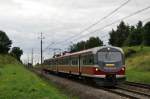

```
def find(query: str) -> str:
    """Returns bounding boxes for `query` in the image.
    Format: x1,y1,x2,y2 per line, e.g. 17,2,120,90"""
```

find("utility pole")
38,32,45,65
31,48,34,66
27,54,29,64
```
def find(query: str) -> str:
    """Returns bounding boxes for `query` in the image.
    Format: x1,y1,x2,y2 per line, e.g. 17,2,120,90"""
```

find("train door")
78,55,81,75
56,59,58,73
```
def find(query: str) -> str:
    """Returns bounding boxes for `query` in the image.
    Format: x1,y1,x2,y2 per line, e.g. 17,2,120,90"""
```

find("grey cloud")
0,0,150,62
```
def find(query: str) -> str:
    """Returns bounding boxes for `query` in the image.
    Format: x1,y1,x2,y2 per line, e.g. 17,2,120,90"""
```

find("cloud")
0,0,150,63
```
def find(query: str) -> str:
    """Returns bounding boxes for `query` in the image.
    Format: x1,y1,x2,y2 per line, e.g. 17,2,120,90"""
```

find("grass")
123,46,150,84
0,46,150,99
0,54,20,64
0,55,77,99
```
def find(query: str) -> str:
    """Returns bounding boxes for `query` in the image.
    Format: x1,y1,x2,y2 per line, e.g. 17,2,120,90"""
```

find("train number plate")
105,64,115,67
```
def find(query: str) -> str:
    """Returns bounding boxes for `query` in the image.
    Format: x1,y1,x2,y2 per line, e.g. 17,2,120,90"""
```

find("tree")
69,41,86,52
109,29,117,45
116,21,130,46
143,21,150,46
69,37,103,52
10,47,23,62
86,37,103,49
0,31,12,54
125,21,143,46
109,21,130,46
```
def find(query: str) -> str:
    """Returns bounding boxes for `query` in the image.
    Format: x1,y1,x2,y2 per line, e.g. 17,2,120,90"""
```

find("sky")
0,0,150,64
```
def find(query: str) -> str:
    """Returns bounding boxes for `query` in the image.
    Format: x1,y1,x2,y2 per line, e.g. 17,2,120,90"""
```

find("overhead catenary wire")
44,5,150,56
43,3,150,59
43,0,131,52
101,16,150,44
60,5,150,45
142,17,150,22
42,17,150,60
56,15,150,53
58,0,131,42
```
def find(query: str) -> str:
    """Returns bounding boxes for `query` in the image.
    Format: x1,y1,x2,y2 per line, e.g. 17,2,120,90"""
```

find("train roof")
44,46,123,61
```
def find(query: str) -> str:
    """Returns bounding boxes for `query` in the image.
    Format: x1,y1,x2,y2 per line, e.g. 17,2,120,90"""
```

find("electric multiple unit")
43,46,126,86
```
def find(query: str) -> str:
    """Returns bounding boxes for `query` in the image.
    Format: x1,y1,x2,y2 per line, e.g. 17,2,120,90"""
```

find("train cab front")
95,46,126,86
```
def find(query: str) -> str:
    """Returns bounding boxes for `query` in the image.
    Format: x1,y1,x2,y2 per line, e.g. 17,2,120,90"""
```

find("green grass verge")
0,64,76,99
124,46,150,84
0,54,20,64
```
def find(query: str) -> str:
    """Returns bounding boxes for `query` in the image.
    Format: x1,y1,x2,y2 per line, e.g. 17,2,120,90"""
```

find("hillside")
123,46,150,84
0,54,20,64
0,55,76,99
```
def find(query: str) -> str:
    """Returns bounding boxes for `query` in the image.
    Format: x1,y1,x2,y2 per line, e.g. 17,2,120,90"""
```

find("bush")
0,31,12,54
125,49,137,58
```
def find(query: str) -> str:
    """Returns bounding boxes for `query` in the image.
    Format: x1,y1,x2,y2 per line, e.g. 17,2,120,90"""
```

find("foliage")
143,21,150,46
0,54,20,65
0,31,12,54
125,46,150,84
125,21,143,46
109,21,150,47
70,36,103,52
10,47,23,62
124,48,136,58
0,64,75,99
0,54,76,99
70,41,86,52
86,37,103,48
0,31,23,61
109,21,130,47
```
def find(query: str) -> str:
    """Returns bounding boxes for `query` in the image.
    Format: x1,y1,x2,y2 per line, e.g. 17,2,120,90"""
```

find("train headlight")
95,68,99,71
121,67,125,71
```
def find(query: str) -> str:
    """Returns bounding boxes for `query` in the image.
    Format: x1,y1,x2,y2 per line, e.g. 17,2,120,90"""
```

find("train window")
52,60,54,65
57,59,60,65
54,60,57,65
81,54,94,65
89,55,94,64
98,52,122,62
49,60,52,66
53,59,57,65
61,58,64,65
54,60,56,65
53,60,55,65
64,57,69,65
59,59,63,65
71,57,78,66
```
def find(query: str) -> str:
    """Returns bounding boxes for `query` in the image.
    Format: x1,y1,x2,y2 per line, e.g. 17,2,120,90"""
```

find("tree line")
69,20,150,52
69,37,103,52
109,21,150,47
0,30,23,62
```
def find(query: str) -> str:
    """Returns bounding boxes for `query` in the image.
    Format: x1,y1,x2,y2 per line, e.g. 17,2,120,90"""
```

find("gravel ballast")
33,70,128,99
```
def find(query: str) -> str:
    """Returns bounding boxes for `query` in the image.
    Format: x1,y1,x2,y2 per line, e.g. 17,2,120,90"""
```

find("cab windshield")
98,52,122,62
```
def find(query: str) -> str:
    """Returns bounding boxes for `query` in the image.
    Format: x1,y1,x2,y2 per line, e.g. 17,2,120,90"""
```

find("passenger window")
81,54,94,65
64,57,69,65
71,57,78,66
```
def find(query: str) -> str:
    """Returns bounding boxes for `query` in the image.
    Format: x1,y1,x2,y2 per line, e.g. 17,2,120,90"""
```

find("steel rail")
116,86,150,97
125,81,150,89
102,88,139,99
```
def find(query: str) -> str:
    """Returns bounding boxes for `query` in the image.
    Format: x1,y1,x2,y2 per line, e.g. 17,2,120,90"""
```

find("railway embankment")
32,69,128,99
0,46,149,99
0,54,76,99
124,46,150,84
33,69,150,99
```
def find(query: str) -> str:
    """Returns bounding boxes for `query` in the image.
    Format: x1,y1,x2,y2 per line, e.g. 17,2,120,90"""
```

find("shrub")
125,49,137,58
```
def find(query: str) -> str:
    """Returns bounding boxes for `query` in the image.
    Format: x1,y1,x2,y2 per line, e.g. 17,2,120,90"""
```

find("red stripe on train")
93,67,125,75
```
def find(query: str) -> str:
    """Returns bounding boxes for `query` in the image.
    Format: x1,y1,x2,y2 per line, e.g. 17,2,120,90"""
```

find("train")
42,46,126,86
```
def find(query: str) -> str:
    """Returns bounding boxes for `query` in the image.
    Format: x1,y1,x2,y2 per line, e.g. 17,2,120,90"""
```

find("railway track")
124,81,150,89
32,69,150,99
104,82,150,99
104,87,150,99
84,79,150,98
